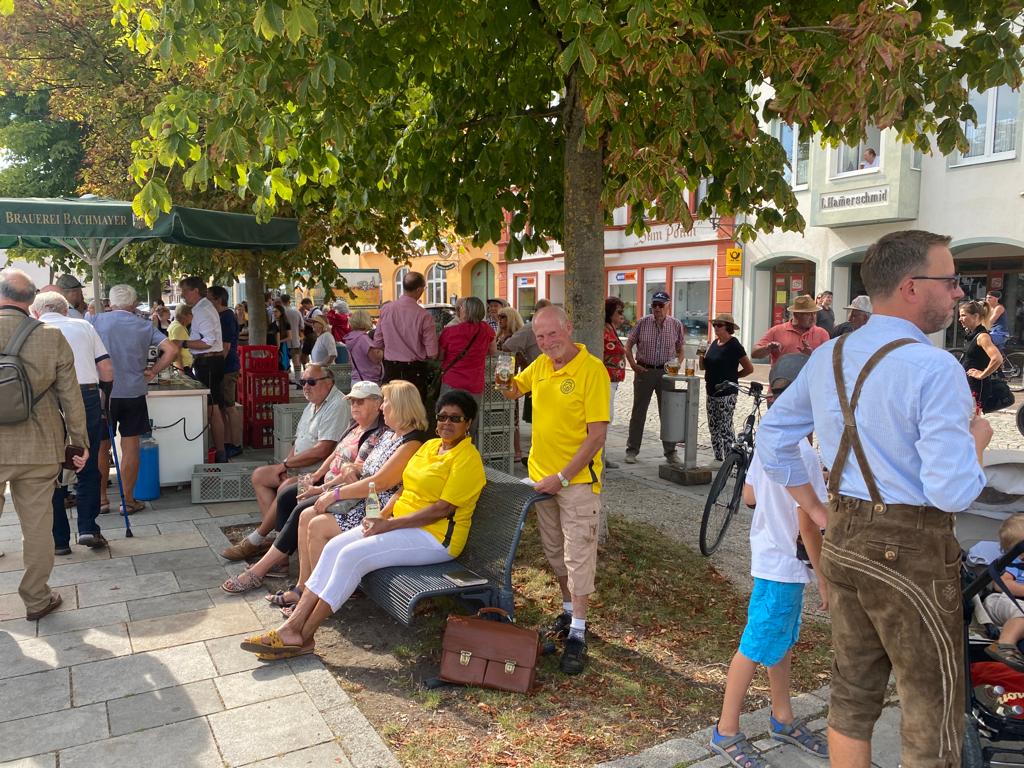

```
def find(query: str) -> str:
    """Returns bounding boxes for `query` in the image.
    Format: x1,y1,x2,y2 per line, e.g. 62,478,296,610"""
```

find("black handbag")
980,374,1014,414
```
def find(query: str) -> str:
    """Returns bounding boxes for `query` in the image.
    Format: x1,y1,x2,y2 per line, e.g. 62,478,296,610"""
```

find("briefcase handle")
476,607,513,623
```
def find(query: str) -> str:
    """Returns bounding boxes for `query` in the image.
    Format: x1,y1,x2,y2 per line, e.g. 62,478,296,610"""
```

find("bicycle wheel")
1005,352,1024,392
699,452,748,556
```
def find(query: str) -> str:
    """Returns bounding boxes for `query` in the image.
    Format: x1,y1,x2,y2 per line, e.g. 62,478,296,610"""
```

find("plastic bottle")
364,481,381,519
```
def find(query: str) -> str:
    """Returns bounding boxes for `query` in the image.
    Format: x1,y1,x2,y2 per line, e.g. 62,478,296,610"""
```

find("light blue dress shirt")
756,314,986,513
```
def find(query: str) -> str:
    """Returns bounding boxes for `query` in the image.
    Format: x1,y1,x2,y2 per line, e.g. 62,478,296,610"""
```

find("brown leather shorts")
820,496,963,768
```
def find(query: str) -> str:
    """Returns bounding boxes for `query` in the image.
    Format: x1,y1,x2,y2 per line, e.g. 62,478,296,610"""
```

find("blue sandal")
770,714,829,758
710,726,770,768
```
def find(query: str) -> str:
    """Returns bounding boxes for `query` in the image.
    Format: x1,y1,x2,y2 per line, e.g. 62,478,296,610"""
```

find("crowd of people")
0,229,1019,767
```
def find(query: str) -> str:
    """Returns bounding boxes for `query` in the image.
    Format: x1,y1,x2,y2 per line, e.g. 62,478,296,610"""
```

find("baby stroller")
962,539,1024,767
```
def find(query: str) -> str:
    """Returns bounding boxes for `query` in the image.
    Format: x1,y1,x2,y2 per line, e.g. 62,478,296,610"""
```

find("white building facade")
739,83,1023,351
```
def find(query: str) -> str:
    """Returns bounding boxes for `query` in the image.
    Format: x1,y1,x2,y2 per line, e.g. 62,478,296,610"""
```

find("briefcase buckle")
459,650,472,666
504,660,517,674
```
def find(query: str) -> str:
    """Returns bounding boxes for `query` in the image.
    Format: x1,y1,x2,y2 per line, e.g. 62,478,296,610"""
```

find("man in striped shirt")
624,291,685,465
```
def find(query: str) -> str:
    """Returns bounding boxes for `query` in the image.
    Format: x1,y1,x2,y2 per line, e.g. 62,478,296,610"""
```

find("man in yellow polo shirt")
500,305,610,674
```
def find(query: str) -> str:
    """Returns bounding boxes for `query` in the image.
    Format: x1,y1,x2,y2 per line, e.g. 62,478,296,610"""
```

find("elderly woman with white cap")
698,313,754,466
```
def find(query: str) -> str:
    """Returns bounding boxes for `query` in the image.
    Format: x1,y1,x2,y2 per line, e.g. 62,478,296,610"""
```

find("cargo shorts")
534,483,601,596
819,496,963,768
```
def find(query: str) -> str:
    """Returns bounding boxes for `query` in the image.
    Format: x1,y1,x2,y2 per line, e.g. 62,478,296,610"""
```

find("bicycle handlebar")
714,380,764,398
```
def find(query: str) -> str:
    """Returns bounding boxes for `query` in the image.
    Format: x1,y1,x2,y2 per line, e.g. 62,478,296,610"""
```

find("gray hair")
31,291,69,316
349,309,373,331
174,303,193,323
463,296,486,323
303,363,334,382
534,304,569,328
862,230,952,299
108,284,137,308
0,268,37,304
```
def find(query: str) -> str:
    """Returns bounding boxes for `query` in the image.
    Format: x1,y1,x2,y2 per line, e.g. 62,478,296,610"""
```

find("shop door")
771,273,810,325
470,261,494,300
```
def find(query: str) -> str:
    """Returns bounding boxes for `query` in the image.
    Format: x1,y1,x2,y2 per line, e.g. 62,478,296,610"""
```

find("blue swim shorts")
737,578,805,667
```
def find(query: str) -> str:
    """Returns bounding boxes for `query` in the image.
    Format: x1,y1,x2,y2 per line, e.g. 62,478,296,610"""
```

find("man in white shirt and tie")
757,230,992,768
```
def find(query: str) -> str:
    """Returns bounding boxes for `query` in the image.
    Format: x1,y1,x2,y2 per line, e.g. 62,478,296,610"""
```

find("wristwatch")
282,459,289,470
182,340,189,349
557,472,570,488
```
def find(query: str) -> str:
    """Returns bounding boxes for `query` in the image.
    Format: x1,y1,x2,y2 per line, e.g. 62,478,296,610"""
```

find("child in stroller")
963,525,1024,766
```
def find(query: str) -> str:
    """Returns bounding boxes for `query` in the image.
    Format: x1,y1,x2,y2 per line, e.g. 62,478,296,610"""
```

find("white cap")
844,295,872,314
345,380,383,399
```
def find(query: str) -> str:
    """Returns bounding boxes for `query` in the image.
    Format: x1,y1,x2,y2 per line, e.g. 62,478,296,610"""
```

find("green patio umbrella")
0,195,300,306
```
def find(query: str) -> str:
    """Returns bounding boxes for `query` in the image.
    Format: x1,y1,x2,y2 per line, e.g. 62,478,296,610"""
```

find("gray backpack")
0,316,45,424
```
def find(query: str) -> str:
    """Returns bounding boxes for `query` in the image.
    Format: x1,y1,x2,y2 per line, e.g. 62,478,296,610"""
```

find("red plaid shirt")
627,314,685,366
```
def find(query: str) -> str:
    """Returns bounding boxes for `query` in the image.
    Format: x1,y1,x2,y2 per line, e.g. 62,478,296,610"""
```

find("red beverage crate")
244,420,275,449
240,371,290,405
244,401,277,423
239,346,279,374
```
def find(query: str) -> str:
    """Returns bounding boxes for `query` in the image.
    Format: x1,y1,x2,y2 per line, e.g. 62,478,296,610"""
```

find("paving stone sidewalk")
0,490,399,768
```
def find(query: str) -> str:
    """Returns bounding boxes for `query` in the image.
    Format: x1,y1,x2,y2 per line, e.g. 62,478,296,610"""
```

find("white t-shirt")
39,312,109,385
310,333,337,365
189,297,224,354
284,306,303,348
747,440,826,584
292,387,349,464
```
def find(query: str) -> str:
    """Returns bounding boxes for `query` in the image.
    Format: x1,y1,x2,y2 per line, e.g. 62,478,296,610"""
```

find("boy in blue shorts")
711,354,829,767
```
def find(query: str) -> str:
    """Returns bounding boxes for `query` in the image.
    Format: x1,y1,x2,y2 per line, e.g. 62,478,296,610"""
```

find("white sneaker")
665,453,682,466
624,453,638,464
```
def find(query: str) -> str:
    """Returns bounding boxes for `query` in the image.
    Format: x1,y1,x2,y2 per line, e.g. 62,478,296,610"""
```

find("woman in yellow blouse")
241,388,487,658
167,303,193,371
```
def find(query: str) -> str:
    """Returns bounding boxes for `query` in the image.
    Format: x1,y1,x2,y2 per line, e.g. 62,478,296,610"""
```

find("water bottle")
364,481,381,519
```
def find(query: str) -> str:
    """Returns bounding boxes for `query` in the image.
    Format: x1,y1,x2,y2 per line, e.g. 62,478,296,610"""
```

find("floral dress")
330,429,427,529
603,323,626,383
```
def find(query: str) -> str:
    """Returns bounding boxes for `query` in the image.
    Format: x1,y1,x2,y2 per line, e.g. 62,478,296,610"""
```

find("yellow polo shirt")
514,343,610,493
393,437,486,557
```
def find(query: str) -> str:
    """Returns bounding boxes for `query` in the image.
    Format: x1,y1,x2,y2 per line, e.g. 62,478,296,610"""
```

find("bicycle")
1001,350,1024,393
699,380,765,556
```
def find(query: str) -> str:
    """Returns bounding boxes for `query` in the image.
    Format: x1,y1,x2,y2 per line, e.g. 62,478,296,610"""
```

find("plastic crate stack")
273,402,308,463
326,362,352,394
238,345,291,449
478,357,516,473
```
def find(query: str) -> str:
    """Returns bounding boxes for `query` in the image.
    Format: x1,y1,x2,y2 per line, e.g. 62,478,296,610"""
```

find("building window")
426,264,448,304
771,121,810,187
393,267,409,300
956,84,1017,164
831,126,882,176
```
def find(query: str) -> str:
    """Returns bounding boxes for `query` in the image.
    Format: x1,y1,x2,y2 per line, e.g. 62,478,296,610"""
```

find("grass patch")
342,513,832,768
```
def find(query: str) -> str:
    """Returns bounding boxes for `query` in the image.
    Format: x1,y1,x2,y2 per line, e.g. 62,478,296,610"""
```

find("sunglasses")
711,322,729,328
435,413,469,423
300,376,329,386
910,274,961,290
651,302,666,308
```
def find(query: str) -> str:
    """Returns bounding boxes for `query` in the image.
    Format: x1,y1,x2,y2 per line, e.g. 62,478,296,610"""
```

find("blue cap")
651,291,670,305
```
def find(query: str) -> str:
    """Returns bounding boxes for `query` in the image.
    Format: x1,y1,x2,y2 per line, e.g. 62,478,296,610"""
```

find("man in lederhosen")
757,230,992,768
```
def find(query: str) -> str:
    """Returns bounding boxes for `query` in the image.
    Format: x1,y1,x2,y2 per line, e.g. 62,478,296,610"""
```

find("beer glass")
495,354,514,390
684,358,695,376
664,360,680,375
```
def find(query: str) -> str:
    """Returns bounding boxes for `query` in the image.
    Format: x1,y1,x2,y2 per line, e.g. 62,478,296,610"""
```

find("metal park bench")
359,467,546,626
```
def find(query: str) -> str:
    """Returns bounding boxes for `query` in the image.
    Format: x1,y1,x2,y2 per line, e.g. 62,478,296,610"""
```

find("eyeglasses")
299,376,329,386
435,413,469,423
910,274,961,290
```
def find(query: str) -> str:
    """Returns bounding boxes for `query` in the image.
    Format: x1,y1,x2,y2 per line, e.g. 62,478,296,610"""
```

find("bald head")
533,304,569,329
0,269,37,309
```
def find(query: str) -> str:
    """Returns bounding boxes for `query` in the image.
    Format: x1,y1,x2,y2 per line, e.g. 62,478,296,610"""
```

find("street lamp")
707,210,722,230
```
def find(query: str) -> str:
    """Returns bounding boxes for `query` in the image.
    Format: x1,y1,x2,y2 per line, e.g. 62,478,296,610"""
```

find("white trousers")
306,525,450,610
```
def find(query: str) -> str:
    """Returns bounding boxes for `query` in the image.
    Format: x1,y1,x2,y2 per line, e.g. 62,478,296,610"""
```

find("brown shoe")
26,591,63,621
221,537,272,561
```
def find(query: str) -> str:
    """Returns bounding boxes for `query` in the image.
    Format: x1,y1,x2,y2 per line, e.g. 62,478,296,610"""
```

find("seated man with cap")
830,295,873,338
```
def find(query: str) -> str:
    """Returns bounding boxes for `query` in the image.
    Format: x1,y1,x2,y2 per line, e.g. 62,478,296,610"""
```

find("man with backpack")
0,268,89,620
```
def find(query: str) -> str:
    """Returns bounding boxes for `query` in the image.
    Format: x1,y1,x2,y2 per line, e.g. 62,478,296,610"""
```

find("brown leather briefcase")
439,608,540,693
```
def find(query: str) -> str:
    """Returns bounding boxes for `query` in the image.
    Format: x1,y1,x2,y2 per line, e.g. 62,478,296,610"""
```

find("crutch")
104,402,133,538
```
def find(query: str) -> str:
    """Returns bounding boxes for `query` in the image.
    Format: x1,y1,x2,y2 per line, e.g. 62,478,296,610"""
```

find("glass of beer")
495,353,514,390
684,358,696,376
664,359,680,375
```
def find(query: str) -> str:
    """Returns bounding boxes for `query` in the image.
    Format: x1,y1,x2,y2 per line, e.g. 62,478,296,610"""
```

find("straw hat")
711,312,739,331
844,295,873,314
787,295,818,314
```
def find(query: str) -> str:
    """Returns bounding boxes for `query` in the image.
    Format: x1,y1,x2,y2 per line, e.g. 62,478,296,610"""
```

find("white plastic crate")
273,402,308,440
190,461,265,504
478,426,513,459
482,453,515,473
273,435,294,463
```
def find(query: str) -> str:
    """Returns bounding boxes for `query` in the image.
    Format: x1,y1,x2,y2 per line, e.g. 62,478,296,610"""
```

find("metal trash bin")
660,375,700,468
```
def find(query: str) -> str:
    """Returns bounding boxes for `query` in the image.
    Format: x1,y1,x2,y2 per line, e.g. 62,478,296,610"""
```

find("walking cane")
104,401,133,538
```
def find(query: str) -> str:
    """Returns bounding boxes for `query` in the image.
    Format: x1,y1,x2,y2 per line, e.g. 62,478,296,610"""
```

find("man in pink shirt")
369,271,438,406
751,295,829,366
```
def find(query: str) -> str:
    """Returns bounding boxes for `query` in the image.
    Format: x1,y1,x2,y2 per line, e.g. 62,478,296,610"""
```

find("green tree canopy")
68,1,1024,348
0,91,84,198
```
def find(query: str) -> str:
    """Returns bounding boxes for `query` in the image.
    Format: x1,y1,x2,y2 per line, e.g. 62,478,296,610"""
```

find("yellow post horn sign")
725,247,743,277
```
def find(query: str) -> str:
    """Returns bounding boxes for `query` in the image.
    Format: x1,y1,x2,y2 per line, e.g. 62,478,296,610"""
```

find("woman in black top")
959,300,1003,405
698,313,754,464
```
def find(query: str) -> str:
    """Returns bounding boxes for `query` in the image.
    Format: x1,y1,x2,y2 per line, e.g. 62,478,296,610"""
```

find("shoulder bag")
427,325,482,404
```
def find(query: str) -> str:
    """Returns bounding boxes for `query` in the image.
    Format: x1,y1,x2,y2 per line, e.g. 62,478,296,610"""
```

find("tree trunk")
562,72,605,357
245,252,267,345
147,276,162,305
